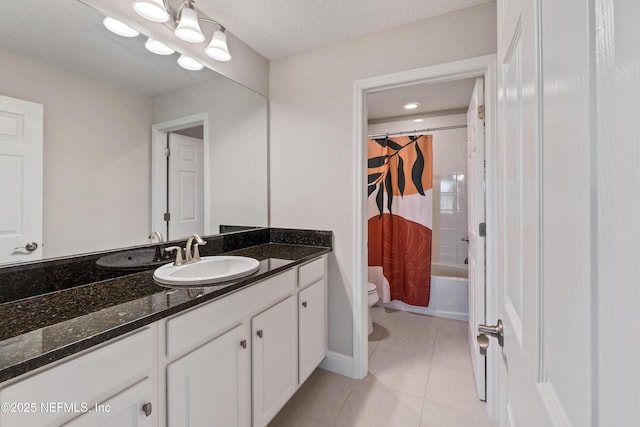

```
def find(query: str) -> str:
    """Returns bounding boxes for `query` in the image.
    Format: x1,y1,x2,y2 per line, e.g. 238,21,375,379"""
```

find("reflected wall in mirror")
0,0,268,265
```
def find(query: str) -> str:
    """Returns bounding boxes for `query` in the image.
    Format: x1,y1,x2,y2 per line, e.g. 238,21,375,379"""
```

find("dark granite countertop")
0,242,330,383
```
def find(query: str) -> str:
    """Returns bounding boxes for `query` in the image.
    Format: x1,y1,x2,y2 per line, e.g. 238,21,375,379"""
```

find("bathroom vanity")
0,228,330,427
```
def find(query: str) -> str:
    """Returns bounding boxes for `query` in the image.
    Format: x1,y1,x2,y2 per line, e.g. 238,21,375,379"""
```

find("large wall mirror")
0,0,268,265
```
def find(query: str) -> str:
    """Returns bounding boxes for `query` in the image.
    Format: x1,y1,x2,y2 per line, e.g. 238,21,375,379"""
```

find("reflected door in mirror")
0,95,43,264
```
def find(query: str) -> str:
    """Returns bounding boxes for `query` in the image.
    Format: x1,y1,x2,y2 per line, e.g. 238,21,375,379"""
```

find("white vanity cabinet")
0,254,328,427
166,324,251,427
298,278,327,384
297,257,328,385
251,296,297,427
63,378,155,427
0,327,157,427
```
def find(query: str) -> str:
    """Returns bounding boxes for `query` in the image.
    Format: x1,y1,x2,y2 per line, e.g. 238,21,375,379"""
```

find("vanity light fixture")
132,0,170,22
174,2,205,43
404,102,420,110
131,0,232,62
177,54,204,71
145,38,175,55
205,28,231,61
103,17,140,37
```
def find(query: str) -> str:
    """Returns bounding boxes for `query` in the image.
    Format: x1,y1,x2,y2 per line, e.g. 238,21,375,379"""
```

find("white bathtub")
382,263,469,321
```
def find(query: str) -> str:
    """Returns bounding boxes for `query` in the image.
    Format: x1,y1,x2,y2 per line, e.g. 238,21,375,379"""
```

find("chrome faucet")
149,231,166,261
164,246,185,266
185,234,207,263
164,234,207,266
148,231,165,243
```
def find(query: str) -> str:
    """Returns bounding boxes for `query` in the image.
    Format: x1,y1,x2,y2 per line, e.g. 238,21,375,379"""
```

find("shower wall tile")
368,113,468,267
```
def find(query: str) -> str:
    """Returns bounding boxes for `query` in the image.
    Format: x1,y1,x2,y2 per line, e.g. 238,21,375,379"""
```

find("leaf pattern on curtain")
367,135,433,307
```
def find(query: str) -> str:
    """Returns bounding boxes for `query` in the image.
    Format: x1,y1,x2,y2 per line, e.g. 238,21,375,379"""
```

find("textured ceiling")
196,0,493,59
367,78,476,121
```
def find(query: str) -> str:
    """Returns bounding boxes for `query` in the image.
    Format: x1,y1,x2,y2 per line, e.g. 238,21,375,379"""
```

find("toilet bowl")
367,282,379,335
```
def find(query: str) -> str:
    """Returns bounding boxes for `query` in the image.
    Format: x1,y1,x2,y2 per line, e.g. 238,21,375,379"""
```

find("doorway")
151,113,209,241
352,55,498,418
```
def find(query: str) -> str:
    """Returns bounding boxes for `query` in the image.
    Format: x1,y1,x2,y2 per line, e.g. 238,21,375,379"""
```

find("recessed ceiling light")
145,38,175,55
414,119,424,123
404,102,419,110
177,55,204,71
103,17,140,38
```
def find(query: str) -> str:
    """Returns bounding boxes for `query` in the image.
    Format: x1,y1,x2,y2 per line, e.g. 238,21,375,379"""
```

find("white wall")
368,113,469,266
0,48,153,259
270,3,497,357
153,76,269,234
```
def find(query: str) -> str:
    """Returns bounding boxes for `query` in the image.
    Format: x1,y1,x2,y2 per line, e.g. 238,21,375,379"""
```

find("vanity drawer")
166,269,296,359
0,328,154,427
298,257,325,289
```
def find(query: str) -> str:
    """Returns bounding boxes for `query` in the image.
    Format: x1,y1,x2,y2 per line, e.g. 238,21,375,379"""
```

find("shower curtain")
367,135,433,307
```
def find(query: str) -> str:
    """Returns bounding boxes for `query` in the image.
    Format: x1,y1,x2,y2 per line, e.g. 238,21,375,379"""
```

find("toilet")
367,282,380,335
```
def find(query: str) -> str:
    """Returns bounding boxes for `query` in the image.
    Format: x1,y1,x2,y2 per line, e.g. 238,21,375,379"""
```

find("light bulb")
132,0,170,23
174,7,205,43
177,55,204,71
145,38,175,55
205,30,231,61
103,17,139,38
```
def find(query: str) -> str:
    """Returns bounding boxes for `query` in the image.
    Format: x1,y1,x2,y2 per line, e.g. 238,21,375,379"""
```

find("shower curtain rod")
367,124,467,139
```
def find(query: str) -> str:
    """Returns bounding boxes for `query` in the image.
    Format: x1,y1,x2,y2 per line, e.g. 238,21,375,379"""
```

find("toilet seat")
367,282,377,294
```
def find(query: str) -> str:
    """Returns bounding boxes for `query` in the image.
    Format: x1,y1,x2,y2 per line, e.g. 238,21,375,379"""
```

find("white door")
466,77,486,401
494,0,592,425
252,296,297,427
167,324,251,427
0,95,43,264
168,133,204,240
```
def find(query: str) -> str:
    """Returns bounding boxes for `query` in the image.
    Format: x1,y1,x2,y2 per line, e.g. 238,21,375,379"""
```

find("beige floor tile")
296,368,355,402
420,399,496,427
334,382,423,427
270,368,355,424
375,320,436,357
431,326,473,365
425,357,487,415
369,321,387,342
365,348,430,397
268,409,334,427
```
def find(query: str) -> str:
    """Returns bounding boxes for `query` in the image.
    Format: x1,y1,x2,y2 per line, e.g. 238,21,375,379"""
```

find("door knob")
256,329,263,338
15,242,38,252
142,402,152,417
477,334,490,356
478,319,503,347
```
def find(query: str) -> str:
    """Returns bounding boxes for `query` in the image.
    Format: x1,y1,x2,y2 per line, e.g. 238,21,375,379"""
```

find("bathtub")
382,263,469,321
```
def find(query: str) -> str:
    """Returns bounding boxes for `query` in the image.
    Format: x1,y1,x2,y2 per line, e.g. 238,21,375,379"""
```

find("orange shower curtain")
367,135,433,307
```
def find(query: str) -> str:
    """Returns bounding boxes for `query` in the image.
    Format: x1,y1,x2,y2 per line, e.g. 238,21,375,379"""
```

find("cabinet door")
252,296,297,427
298,279,327,384
167,324,250,427
63,378,154,427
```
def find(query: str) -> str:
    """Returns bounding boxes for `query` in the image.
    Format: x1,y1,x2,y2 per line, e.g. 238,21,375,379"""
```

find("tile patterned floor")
268,306,498,427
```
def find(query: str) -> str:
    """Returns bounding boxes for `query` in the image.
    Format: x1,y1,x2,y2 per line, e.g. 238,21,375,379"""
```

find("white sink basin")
153,256,260,286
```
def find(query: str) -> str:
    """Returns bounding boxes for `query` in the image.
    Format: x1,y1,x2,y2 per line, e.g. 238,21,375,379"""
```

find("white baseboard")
319,351,355,378
382,300,469,322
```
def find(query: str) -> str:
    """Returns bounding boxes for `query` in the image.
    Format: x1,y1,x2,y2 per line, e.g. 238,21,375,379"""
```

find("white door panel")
0,95,42,264
467,77,486,401
168,133,203,240
496,0,593,425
